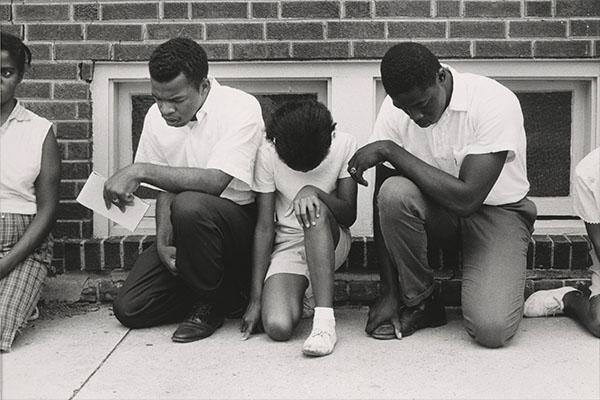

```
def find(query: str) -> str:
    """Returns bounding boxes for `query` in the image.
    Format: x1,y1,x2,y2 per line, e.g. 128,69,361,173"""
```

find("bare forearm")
249,226,274,301
585,223,600,262
155,192,176,248
136,163,232,196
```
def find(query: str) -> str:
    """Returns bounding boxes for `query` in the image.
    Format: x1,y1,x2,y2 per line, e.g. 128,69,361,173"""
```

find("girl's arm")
0,129,61,279
241,192,275,339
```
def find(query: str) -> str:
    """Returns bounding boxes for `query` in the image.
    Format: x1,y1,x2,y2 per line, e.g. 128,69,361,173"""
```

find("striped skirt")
0,213,52,352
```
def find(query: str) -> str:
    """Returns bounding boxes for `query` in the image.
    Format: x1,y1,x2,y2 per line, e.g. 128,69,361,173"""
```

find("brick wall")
1,0,598,296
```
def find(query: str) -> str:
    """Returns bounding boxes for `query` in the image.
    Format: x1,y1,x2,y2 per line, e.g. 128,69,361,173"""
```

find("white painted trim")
91,59,600,237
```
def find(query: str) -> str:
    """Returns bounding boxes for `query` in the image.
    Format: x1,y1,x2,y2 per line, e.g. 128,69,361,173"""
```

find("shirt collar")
194,76,220,121
443,64,469,112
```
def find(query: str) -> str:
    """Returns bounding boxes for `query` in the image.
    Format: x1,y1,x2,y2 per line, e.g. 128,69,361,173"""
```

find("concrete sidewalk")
1,305,598,400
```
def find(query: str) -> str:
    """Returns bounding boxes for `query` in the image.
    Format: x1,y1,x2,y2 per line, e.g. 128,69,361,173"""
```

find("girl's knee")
263,315,294,342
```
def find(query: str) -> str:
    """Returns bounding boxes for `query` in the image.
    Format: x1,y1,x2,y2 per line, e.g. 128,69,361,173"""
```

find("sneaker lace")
544,295,563,317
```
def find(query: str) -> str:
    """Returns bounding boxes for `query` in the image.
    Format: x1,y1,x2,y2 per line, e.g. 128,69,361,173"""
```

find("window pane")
516,91,572,197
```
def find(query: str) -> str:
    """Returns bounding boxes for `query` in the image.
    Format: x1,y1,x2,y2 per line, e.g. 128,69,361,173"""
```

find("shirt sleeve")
369,96,404,147
464,86,523,163
134,105,168,166
338,133,358,179
252,140,276,193
205,95,264,189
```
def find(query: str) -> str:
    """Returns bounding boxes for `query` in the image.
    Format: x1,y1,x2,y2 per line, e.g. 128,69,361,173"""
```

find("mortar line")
69,329,131,400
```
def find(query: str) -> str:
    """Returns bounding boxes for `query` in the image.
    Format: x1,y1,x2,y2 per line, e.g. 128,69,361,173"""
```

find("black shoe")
171,301,225,343
398,282,447,338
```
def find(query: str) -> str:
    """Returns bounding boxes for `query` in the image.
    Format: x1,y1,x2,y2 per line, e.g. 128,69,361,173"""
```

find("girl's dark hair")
380,42,441,97
148,38,208,90
266,100,336,172
1,32,32,78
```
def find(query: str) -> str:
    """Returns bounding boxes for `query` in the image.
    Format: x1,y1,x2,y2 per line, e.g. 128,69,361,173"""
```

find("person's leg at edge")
170,191,255,342
261,273,307,341
112,244,196,328
460,198,536,348
376,175,455,338
301,204,341,356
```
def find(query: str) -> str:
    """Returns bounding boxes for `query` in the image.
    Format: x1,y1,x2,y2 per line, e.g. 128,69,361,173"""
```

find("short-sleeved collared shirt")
370,66,530,206
135,78,265,205
0,101,53,214
573,147,600,224
253,131,357,238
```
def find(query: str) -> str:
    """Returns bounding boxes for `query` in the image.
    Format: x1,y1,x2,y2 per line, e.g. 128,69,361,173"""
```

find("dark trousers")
113,192,256,329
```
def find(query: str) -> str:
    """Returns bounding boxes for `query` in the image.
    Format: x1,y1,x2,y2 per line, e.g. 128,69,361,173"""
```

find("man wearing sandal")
348,43,536,348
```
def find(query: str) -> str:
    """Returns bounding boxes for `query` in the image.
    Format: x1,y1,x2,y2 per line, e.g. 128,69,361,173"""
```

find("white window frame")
92,60,600,237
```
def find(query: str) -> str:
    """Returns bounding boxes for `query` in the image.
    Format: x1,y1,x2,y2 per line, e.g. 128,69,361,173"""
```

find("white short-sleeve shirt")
0,102,53,214
135,78,264,205
253,131,357,238
370,66,530,206
573,147,600,224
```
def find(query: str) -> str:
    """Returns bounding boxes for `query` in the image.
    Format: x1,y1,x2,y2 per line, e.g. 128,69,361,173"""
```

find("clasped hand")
347,140,396,186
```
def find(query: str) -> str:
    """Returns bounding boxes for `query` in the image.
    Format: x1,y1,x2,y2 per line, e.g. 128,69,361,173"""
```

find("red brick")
333,281,349,303
388,21,446,38
59,181,78,200
53,221,82,240
532,234,552,268
534,40,592,57
74,3,99,21
252,2,278,19
77,102,91,119
344,1,371,18
571,20,600,37
142,236,156,251
375,1,431,17
84,238,103,271
464,1,521,18
570,235,592,269
353,41,393,59
437,1,460,17
24,101,77,120
101,3,158,20
62,161,91,179
328,21,385,40
164,2,189,19
112,44,156,61
1,25,23,38
27,24,83,41
27,63,79,80
192,2,248,19
293,41,350,59
525,1,552,17
282,1,340,18
420,41,472,58
27,44,52,61
55,44,111,61
86,25,143,41
147,23,203,40
0,4,9,20
66,141,91,160
57,141,67,160
509,21,566,38
58,201,92,220
232,42,290,60
365,239,378,271
532,279,563,291
123,235,145,270
82,220,93,239
104,237,123,270
54,82,89,100
206,23,263,40
475,41,532,58
550,235,571,269
14,4,69,21
556,0,600,17
79,62,94,82
15,81,51,99
450,21,506,38
63,240,83,270
348,280,379,303
267,22,324,40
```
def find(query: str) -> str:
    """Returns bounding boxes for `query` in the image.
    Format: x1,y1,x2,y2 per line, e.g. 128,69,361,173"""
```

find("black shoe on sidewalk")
171,301,225,343
398,282,447,338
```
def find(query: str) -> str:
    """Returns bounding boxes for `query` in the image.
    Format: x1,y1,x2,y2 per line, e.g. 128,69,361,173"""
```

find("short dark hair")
380,42,441,97
148,38,208,90
266,100,336,172
1,32,32,79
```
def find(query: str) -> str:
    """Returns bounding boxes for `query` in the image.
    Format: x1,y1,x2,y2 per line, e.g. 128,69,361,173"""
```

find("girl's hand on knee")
285,185,322,228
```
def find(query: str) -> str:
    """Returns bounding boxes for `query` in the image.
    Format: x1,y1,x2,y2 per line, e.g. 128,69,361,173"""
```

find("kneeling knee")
466,319,516,349
263,317,294,342
113,297,144,329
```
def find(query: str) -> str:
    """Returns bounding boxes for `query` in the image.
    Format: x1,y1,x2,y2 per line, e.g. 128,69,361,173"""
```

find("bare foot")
365,294,400,335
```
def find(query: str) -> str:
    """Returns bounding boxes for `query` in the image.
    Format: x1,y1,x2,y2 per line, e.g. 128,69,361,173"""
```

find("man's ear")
437,67,447,84
201,78,211,94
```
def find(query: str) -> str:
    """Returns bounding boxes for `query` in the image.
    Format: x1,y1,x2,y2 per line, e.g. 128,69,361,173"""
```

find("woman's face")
1,50,22,107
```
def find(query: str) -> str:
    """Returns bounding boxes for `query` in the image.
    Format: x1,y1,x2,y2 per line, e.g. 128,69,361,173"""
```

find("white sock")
303,307,337,357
